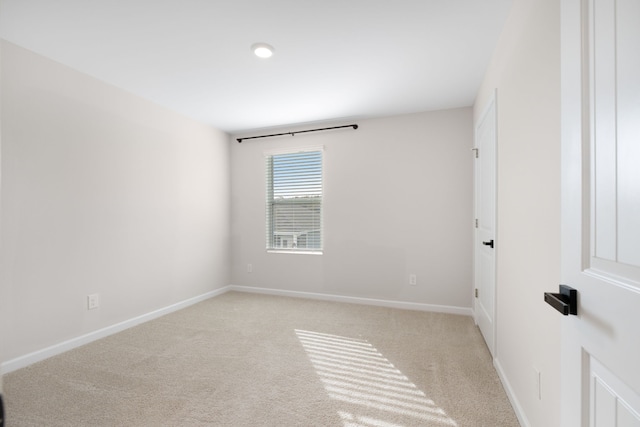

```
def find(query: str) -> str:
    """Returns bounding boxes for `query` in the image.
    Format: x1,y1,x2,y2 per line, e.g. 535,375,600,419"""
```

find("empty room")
1,0,639,426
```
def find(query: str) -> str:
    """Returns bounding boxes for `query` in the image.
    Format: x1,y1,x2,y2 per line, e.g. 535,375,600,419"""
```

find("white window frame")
265,146,324,255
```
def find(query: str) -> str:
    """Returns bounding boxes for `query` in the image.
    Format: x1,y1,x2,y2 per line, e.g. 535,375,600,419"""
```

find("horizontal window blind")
266,150,323,252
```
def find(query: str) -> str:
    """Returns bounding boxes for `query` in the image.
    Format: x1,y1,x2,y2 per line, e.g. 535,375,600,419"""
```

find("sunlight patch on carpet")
295,329,458,427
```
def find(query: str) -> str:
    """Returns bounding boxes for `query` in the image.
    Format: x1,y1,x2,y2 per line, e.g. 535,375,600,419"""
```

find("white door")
561,0,640,426
474,91,497,357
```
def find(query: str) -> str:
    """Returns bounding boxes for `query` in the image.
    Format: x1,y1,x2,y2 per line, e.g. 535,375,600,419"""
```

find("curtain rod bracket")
237,124,358,143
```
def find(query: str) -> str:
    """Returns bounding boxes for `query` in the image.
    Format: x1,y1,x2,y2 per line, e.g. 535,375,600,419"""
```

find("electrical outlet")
247,263,253,273
87,294,100,310
409,274,417,286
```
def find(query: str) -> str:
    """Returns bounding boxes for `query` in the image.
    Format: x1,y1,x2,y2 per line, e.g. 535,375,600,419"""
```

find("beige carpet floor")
4,291,520,426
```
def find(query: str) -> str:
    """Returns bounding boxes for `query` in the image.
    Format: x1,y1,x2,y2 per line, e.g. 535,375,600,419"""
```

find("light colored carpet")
4,291,520,426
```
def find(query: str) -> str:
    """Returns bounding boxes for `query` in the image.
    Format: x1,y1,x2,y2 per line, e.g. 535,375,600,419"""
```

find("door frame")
474,89,498,358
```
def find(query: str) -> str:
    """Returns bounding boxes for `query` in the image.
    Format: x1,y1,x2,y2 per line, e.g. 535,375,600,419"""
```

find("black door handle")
482,240,494,248
544,285,577,315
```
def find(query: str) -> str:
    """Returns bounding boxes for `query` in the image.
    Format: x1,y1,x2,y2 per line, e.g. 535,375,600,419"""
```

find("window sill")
266,250,323,255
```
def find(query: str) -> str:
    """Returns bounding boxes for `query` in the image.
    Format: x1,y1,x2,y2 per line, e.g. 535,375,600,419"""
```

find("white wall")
0,41,231,365
474,0,561,426
230,109,473,310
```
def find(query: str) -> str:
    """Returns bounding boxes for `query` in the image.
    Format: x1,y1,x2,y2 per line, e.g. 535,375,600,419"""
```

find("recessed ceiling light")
252,43,274,59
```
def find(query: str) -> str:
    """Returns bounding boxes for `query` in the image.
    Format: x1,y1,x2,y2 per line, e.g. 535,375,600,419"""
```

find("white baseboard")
1,286,231,374
228,285,473,316
494,357,530,427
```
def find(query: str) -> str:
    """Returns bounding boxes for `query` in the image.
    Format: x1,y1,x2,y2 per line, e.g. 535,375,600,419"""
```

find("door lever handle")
482,240,494,248
544,285,578,315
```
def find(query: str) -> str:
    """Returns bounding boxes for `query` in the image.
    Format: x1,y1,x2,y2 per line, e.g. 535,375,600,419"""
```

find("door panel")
591,357,640,427
615,0,640,268
561,0,640,425
591,0,640,274
474,92,496,357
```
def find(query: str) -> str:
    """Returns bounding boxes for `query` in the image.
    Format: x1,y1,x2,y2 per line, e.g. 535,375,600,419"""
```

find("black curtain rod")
236,124,358,143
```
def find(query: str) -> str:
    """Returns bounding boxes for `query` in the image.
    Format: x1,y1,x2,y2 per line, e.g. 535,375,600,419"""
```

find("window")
266,149,323,253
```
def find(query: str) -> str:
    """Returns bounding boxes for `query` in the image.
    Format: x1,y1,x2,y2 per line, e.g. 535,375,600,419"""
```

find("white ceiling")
0,0,513,134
